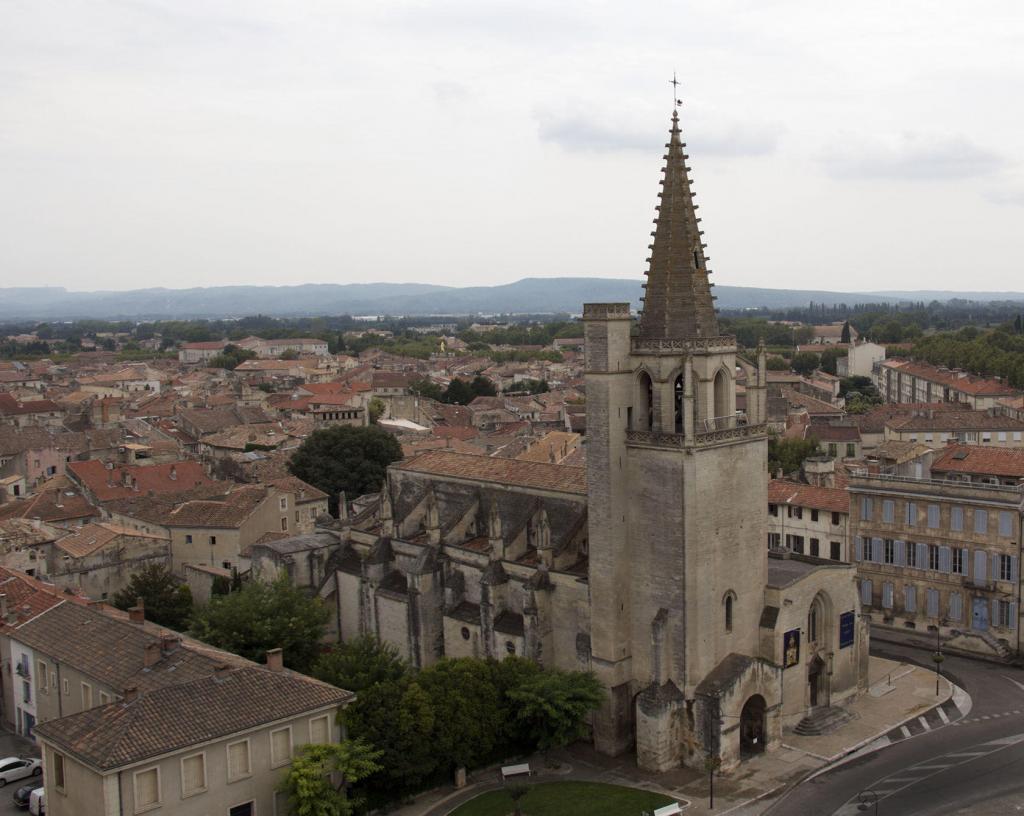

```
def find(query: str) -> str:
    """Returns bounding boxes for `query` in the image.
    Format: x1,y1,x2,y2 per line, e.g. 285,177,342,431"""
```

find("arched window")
635,371,654,431
713,368,730,423
724,591,735,633
807,605,818,644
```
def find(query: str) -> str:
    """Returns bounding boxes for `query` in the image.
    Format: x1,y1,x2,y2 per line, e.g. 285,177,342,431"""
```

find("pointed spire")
637,108,720,341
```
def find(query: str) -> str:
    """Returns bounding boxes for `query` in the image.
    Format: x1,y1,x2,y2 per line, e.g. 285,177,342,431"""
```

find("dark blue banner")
839,611,856,649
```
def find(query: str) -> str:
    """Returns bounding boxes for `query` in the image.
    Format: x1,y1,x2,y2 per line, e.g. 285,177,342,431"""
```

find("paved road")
766,644,1024,815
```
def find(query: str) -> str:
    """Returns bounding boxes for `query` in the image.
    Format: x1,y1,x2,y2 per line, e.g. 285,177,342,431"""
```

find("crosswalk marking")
936,706,950,724
917,716,932,731
900,725,912,738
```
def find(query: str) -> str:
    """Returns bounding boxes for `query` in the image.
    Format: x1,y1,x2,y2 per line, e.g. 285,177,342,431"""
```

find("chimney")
123,686,139,703
213,663,231,682
144,641,161,667
337,491,348,522
128,603,145,624
160,632,180,654
265,647,283,672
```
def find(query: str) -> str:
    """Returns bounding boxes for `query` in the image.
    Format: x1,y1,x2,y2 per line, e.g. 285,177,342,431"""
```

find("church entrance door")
739,695,767,757
808,655,826,708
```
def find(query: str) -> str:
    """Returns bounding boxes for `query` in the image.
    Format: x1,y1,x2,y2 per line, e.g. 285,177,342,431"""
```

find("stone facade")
317,108,869,773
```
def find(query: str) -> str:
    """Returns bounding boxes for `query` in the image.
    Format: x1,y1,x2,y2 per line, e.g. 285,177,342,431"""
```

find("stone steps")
793,706,854,736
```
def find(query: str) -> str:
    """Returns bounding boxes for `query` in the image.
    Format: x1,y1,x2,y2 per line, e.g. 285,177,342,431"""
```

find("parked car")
29,788,44,816
13,783,41,809
0,758,41,787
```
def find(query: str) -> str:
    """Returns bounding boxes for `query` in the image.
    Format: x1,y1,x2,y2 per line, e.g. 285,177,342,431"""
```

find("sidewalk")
386,657,964,816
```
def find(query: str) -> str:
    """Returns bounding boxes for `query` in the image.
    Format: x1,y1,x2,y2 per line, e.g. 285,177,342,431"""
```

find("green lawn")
449,781,676,816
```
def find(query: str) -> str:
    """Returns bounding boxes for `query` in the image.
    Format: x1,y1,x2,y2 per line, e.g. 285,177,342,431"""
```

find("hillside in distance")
1,278,1022,321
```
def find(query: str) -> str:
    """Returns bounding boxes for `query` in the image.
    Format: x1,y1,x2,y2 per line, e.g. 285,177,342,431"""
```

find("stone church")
318,108,869,771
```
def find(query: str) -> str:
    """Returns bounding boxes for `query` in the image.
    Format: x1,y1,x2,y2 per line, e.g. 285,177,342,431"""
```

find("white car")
0,757,41,787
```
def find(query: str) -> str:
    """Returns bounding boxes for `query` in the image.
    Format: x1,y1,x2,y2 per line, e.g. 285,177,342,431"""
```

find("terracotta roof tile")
396,450,586,494
930,444,1024,479
768,479,849,514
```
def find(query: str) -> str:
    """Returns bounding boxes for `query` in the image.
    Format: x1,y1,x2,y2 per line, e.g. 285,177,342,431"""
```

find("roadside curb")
802,675,972,781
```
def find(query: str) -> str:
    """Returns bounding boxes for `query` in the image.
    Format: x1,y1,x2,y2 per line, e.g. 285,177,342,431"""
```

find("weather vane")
670,72,682,110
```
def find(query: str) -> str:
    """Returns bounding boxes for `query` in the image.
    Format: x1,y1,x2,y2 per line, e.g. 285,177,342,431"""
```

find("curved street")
764,643,1024,815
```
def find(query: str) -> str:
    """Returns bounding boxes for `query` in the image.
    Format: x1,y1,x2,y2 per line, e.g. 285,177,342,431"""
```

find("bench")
500,763,532,781
653,803,683,816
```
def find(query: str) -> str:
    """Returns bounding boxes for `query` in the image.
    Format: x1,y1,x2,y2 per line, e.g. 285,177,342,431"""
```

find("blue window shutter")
916,542,927,569
1011,603,1018,630
992,553,1001,582
883,582,893,608
855,537,864,561
928,505,940,528
975,550,988,582
883,500,894,523
895,540,906,566
951,506,963,532
872,538,883,563
976,509,989,534
939,546,951,573
927,589,939,617
1012,556,1019,583
993,598,1001,626
906,502,915,524
905,585,916,612
951,593,962,621
861,580,872,605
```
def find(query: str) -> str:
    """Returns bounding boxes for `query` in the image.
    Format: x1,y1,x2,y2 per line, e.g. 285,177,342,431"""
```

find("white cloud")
821,133,1005,181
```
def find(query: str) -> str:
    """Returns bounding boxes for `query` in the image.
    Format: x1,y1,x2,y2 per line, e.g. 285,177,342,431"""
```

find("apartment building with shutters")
849,444,1024,659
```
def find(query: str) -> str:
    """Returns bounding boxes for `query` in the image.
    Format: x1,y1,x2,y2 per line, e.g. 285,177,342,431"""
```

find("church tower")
584,107,770,771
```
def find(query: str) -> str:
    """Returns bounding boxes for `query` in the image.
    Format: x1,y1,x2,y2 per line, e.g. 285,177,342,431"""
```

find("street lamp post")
932,621,946,696
704,753,721,810
856,789,879,814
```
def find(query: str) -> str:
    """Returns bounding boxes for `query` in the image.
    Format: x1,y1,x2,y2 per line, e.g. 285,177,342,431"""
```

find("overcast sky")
3,1,1024,293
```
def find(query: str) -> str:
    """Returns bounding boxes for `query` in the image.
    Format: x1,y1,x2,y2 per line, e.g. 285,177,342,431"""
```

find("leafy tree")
507,670,605,753
470,375,497,398
208,344,256,370
344,677,437,793
443,378,475,405
790,351,820,377
279,348,300,360
189,575,328,673
1015,314,1023,335
510,378,549,395
367,398,386,424
288,426,403,513
766,355,789,371
409,378,444,401
768,436,821,476
312,636,408,693
417,658,505,771
818,346,845,376
278,740,382,816
840,320,851,344
112,565,193,630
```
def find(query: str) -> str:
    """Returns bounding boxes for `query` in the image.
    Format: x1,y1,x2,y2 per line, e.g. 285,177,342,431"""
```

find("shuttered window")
927,504,940,529
950,506,964,532
938,546,952,573
904,585,916,613
975,509,989,534
975,550,989,582
895,540,906,566
952,548,967,575
271,727,292,768
181,754,206,796
871,538,883,563
926,588,939,618
134,768,160,809
1000,511,1014,537
227,740,251,780
860,579,873,606
905,501,917,525
949,592,963,622
883,500,895,523
882,582,894,609
916,542,928,569
861,497,874,520
309,715,331,745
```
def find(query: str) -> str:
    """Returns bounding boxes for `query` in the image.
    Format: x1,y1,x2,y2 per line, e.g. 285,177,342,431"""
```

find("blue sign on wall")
783,629,800,668
839,611,856,649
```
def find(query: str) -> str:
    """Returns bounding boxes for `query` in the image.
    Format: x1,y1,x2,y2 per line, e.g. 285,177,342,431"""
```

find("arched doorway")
739,695,767,757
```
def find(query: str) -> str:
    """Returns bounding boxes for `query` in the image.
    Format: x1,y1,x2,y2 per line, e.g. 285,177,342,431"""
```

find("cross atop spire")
637,107,720,341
